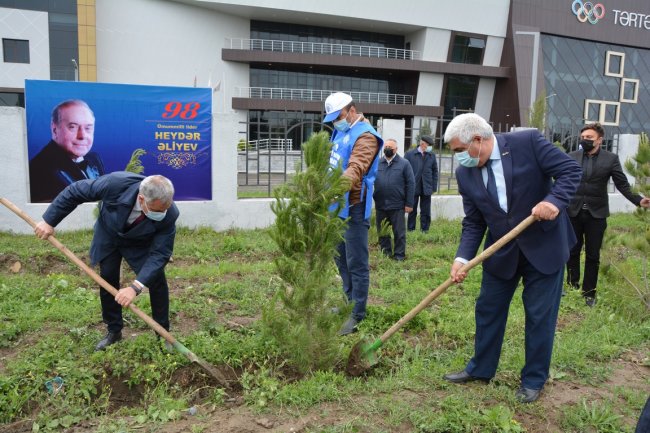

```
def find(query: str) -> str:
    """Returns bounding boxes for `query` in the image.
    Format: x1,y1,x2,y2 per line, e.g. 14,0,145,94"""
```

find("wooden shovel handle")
378,214,537,344
0,197,177,345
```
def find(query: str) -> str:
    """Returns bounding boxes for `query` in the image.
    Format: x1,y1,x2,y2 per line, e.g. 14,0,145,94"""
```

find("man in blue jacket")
442,114,581,403
404,135,438,232
324,92,382,335
373,138,415,261
34,172,179,351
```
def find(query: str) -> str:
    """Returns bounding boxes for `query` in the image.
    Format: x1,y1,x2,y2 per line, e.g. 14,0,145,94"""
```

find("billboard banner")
25,80,212,202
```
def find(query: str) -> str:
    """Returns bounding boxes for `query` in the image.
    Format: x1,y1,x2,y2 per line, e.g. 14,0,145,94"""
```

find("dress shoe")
585,297,596,307
515,387,541,403
94,331,122,351
442,370,490,384
338,317,359,336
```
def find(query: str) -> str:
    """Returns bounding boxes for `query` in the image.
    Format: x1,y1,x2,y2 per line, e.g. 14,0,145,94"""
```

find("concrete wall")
377,119,406,155
0,106,277,234
1,107,643,234
474,78,497,119
195,0,510,38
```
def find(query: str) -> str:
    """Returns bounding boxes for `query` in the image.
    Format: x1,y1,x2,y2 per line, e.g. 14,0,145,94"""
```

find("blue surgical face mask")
455,151,479,167
333,118,350,132
454,138,482,168
143,199,167,221
426,146,433,153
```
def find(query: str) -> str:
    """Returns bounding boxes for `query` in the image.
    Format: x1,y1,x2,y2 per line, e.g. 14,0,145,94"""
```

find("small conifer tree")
94,149,147,218
125,148,147,174
263,131,350,373
528,91,547,131
604,132,650,309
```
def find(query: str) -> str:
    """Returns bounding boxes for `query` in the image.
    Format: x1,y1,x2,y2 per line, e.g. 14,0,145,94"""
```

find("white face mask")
142,198,167,221
333,118,350,132
454,138,482,168
455,150,479,167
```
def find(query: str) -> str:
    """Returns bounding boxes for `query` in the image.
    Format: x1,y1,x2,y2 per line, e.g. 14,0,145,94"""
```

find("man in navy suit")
34,172,179,351
441,114,581,403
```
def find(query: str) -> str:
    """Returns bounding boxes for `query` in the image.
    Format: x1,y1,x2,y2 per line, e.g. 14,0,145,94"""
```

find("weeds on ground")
0,214,648,432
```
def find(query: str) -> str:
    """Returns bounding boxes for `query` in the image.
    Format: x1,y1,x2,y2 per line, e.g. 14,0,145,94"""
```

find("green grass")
0,214,648,432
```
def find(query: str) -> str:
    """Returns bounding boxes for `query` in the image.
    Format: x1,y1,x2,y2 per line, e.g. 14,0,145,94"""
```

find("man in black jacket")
29,100,105,203
373,139,415,260
404,135,439,232
567,123,649,306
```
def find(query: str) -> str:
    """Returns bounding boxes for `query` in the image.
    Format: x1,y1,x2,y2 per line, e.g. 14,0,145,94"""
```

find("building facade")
1,0,512,141
0,0,647,225
2,1,648,138
494,0,650,142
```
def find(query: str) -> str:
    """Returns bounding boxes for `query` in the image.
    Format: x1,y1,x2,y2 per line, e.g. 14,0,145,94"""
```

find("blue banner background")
26,80,212,200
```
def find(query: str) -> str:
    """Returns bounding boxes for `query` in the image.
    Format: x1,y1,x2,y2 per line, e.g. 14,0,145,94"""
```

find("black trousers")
408,194,431,232
376,208,407,260
99,249,170,333
566,210,607,299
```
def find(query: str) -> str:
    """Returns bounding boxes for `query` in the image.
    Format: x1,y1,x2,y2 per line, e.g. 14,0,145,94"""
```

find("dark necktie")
485,159,499,205
583,155,594,180
127,212,146,230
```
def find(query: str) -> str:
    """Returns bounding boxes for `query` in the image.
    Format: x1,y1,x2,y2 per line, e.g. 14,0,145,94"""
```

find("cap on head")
323,92,353,122
421,135,434,146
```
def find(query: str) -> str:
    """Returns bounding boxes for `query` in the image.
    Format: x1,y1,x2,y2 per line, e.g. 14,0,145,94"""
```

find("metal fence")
241,138,293,151
237,115,621,198
238,87,414,105
226,38,421,60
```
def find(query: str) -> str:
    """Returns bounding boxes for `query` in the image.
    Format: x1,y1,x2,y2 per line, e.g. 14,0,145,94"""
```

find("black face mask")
580,139,595,152
384,148,395,158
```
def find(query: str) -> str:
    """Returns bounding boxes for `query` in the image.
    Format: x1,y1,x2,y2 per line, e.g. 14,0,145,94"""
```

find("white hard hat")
323,92,353,122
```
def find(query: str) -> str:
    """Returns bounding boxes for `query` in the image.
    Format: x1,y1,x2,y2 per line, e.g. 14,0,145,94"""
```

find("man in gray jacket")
373,139,415,261
404,135,438,232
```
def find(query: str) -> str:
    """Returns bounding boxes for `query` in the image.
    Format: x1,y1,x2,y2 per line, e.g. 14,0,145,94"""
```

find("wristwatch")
130,282,142,296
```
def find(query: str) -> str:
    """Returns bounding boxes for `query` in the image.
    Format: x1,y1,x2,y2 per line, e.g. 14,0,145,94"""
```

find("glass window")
2,39,30,63
450,34,485,65
0,91,25,107
249,67,400,96
443,75,479,118
542,34,650,134
0,0,48,11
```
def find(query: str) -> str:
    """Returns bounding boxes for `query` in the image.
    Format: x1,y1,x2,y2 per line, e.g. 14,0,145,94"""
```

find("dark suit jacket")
43,172,180,287
29,140,106,203
455,130,581,279
568,148,642,218
404,148,438,195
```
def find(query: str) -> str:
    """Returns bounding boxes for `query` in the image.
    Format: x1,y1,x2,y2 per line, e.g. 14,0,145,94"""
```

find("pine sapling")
605,132,650,309
263,131,350,373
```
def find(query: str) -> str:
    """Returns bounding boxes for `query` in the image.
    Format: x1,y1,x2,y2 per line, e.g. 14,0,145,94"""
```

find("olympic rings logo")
572,0,606,24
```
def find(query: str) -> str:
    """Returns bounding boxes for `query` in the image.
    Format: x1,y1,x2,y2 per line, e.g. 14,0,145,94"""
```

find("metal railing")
237,87,414,105
226,38,420,60
241,138,293,151
238,115,629,198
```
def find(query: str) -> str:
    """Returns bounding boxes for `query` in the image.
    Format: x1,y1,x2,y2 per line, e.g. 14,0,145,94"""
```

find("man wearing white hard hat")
324,92,383,335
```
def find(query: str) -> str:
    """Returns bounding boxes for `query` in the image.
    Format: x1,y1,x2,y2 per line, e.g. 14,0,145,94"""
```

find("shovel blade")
346,337,382,376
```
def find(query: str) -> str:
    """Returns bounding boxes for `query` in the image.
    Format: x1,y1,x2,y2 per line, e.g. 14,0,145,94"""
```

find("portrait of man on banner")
29,99,105,203
25,80,213,203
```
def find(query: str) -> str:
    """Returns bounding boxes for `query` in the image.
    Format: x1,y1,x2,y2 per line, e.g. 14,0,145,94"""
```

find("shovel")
0,197,232,389
346,214,537,376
